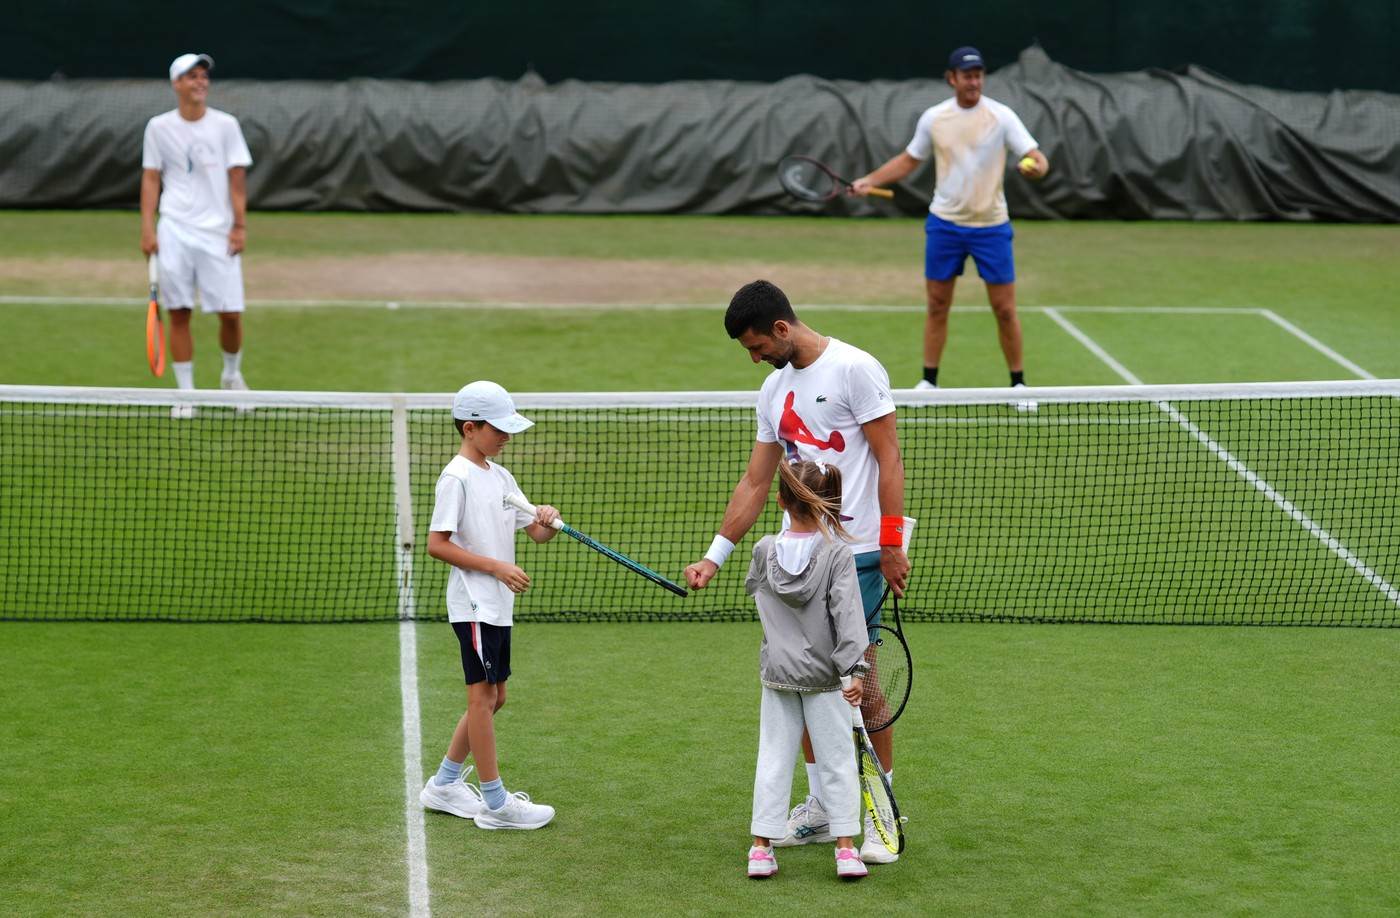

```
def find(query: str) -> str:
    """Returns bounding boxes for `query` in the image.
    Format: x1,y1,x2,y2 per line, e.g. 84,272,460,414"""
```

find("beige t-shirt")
906,96,1037,227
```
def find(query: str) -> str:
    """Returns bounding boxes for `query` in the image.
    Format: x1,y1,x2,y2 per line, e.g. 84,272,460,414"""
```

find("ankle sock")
481,777,506,810
923,366,939,386
433,756,462,787
805,763,823,804
173,361,194,391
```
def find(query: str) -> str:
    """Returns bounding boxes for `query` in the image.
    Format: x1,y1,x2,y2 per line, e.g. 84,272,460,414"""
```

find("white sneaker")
222,372,254,414
860,813,900,864
170,403,196,420
835,846,868,880
747,845,778,879
913,379,938,390
773,795,835,847
473,791,555,830
1011,382,1039,413
419,767,484,819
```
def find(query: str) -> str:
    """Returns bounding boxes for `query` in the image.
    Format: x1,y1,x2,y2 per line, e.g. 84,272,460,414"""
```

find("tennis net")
2,381,1397,625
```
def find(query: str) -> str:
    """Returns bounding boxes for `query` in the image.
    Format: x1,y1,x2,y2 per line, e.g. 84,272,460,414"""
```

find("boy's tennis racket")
145,257,166,377
778,155,894,202
504,492,687,598
841,674,904,855
862,516,916,732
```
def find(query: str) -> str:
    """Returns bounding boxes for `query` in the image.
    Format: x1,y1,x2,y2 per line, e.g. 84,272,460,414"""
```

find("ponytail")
777,460,849,541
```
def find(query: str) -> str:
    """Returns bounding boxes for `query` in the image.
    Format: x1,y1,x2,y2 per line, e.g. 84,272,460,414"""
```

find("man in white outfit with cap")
140,52,253,415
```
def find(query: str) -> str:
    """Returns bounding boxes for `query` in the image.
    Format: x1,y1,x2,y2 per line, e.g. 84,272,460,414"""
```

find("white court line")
399,621,430,918
1256,309,1377,380
1043,307,1400,615
0,294,1267,315
391,400,430,918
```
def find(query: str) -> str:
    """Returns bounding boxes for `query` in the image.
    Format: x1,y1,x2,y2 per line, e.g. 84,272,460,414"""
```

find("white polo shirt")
141,108,252,234
755,338,895,554
906,96,1037,227
430,455,536,625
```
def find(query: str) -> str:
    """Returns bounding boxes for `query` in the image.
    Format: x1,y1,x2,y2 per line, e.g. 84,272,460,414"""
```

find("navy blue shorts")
924,213,1015,284
452,621,511,685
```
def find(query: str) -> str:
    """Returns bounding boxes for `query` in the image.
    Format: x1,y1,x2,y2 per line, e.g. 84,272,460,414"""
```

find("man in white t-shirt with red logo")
140,53,253,414
853,46,1049,400
684,279,910,864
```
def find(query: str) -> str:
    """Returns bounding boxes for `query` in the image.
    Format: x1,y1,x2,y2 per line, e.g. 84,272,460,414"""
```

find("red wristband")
879,516,904,547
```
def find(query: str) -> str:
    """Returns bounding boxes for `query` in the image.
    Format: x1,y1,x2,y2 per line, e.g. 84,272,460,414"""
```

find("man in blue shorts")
853,46,1049,396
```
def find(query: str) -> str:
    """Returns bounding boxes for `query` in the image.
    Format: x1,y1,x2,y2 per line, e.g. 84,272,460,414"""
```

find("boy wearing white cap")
140,52,253,413
420,380,560,830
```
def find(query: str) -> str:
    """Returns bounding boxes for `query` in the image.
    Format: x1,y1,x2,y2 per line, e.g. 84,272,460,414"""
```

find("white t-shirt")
142,108,253,234
755,338,895,554
905,96,1037,227
429,455,535,625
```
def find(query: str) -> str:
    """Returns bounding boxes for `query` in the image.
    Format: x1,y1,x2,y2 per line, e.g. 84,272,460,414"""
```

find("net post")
390,397,418,621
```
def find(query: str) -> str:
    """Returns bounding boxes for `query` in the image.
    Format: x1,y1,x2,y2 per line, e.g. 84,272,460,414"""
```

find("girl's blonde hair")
776,459,849,541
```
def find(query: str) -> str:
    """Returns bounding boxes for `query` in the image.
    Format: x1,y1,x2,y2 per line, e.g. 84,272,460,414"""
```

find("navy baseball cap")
948,46,985,71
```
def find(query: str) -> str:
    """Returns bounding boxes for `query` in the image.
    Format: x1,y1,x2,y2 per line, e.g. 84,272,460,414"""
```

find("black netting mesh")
3,387,1398,625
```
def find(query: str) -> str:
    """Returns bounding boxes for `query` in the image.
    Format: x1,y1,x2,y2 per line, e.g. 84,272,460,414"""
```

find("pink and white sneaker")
747,845,778,878
835,846,868,880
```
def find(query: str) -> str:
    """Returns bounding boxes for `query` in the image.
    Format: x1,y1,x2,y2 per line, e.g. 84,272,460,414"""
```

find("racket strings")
779,159,836,201
860,754,899,847
860,631,911,733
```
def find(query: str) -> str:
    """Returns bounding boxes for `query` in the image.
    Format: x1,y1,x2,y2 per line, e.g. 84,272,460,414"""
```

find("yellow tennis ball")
1019,156,1036,173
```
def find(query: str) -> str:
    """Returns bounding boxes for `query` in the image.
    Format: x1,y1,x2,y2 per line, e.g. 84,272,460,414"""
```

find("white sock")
173,361,194,391
222,350,242,376
805,762,823,804
885,770,893,787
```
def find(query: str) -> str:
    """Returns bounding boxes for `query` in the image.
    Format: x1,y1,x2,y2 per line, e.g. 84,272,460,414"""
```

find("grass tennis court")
3,212,1400,915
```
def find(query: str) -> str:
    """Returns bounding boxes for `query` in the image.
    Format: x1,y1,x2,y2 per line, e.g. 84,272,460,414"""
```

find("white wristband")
704,534,735,568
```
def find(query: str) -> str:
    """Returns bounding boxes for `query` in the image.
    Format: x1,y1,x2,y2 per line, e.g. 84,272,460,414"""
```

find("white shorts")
156,218,245,314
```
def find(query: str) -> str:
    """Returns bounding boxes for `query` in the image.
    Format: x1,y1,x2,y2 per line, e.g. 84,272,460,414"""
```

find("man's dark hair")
724,280,798,339
454,417,467,436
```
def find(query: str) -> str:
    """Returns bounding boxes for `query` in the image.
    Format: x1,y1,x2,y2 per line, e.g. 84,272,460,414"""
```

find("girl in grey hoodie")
744,460,872,881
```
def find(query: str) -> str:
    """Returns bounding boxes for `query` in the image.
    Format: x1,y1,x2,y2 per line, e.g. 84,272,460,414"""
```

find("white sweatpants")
751,685,861,838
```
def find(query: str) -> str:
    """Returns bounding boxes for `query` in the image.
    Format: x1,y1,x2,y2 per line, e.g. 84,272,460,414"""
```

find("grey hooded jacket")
744,534,871,693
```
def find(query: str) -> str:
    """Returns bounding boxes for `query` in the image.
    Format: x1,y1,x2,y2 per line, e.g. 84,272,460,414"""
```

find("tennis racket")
841,674,904,855
862,515,916,732
862,592,912,733
778,155,894,202
145,257,166,377
504,492,687,598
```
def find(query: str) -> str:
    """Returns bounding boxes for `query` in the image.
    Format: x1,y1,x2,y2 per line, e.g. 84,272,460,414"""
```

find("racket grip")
148,256,159,286
868,188,895,199
504,490,565,530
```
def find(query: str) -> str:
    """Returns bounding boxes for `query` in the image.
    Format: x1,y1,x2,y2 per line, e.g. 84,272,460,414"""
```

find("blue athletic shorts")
854,550,887,642
924,213,1015,284
452,621,511,684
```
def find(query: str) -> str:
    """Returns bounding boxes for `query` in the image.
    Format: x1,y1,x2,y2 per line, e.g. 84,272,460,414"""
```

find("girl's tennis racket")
778,155,894,202
841,674,905,856
504,492,687,597
145,257,166,377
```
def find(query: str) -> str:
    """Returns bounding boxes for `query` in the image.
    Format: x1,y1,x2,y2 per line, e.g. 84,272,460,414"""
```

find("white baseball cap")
452,381,533,433
169,53,215,82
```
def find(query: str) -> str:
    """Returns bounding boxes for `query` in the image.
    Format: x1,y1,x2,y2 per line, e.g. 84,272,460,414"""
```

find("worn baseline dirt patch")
1,254,922,304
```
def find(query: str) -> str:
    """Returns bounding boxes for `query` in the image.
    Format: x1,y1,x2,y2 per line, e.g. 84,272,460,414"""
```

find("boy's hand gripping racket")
504,492,687,598
145,257,166,377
